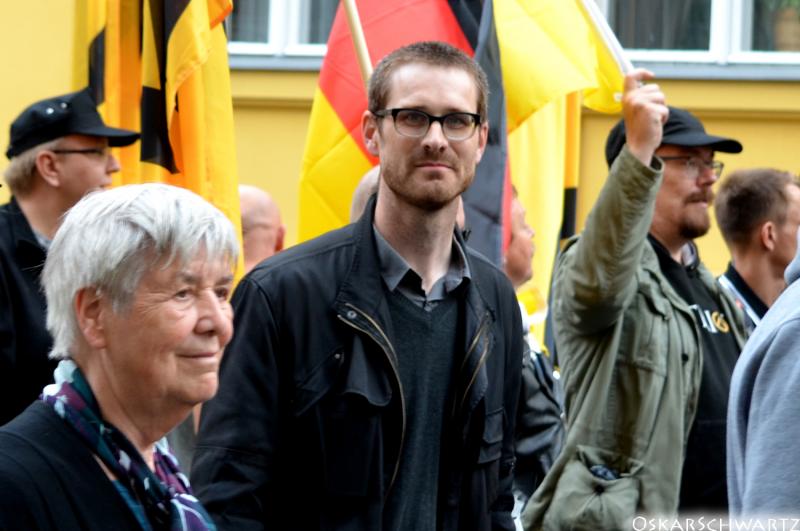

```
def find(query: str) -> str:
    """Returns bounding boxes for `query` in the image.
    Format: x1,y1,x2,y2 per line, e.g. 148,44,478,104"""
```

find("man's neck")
15,191,66,240
649,229,690,264
373,194,458,293
730,251,785,308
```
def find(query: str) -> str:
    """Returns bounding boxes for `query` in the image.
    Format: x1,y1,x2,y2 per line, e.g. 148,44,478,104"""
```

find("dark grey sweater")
383,291,458,531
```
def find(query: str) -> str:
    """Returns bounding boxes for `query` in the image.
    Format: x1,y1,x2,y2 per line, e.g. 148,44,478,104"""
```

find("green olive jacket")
521,147,747,530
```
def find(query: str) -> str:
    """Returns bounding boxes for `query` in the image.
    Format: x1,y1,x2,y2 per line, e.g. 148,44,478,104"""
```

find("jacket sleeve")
492,287,524,531
513,343,564,500
554,147,663,335
191,277,282,530
729,322,800,514
0,262,18,426
0,454,45,530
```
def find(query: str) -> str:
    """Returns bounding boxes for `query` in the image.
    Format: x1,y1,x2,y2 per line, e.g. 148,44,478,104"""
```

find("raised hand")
622,69,668,167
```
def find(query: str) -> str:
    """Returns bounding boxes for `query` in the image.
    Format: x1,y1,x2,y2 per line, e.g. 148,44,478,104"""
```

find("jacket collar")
334,194,394,323
335,195,491,319
3,196,46,265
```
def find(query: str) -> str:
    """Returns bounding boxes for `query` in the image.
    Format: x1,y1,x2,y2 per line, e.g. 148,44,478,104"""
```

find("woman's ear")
74,287,107,350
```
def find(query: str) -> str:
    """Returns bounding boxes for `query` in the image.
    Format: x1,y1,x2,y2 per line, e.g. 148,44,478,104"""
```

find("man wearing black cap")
0,88,138,425
522,70,748,529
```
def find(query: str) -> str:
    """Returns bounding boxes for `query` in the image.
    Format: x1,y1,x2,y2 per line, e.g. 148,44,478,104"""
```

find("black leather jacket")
192,199,523,530
0,198,55,426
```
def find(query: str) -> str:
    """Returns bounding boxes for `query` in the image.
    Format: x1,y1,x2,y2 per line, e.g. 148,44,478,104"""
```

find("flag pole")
342,0,373,88
577,0,633,74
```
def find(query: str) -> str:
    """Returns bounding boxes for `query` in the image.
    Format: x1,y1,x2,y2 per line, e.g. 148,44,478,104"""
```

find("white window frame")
605,0,800,66
226,0,800,75
227,0,329,58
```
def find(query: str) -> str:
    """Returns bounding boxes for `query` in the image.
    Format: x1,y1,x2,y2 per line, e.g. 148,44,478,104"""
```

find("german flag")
73,0,243,273
299,0,622,272
298,1,475,246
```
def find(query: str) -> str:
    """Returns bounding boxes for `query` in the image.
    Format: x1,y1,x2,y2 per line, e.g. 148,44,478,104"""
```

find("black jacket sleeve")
491,290,524,531
191,277,283,530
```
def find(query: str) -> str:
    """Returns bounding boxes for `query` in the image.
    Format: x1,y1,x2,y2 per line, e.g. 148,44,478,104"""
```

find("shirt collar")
723,262,769,319
373,225,471,297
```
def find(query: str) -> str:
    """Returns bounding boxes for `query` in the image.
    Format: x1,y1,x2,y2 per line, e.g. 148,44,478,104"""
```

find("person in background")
0,88,138,426
505,191,564,530
503,193,535,288
0,183,237,530
350,165,382,222
192,41,523,530
714,168,800,333
239,184,285,273
523,71,747,529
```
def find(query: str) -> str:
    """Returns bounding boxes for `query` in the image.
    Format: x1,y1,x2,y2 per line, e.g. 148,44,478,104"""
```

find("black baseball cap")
605,106,743,167
6,88,140,159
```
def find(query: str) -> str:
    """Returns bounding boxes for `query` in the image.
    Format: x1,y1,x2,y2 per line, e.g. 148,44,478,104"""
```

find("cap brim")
662,131,742,154
75,124,140,147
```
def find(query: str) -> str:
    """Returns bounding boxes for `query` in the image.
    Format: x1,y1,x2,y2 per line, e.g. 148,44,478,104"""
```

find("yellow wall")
230,70,317,246
0,2,75,204
3,4,800,276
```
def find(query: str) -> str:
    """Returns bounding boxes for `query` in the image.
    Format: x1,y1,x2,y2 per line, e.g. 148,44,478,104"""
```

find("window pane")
229,0,271,43
298,0,337,44
609,0,712,50
752,0,800,51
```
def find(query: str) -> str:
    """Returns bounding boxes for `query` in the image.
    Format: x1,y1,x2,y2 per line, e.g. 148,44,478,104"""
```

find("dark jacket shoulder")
0,402,140,531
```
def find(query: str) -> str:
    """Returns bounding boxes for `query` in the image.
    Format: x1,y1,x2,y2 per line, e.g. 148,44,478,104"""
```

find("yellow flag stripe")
74,0,243,279
299,90,372,241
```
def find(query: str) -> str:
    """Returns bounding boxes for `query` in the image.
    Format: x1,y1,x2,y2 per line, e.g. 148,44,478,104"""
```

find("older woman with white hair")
0,183,237,530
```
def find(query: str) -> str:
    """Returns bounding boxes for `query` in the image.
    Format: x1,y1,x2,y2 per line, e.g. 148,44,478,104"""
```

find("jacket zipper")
337,303,406,499
457,313,492,414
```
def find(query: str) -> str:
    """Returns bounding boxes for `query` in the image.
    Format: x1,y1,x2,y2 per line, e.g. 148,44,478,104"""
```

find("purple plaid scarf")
41,360,216,531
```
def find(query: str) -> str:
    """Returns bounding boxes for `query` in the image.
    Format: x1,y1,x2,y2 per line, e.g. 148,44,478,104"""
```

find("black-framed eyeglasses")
660,155,724,179
373,108,481,141
51,147,110,159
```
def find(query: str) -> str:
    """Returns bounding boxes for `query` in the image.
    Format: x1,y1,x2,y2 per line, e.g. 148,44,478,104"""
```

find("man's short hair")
714,168,799,247
368,41,489,122
2,140,58,196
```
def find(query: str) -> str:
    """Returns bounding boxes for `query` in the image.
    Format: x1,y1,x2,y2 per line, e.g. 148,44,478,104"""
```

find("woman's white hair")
43,183,239,359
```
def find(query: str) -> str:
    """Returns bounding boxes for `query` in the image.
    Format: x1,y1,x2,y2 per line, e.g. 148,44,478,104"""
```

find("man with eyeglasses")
193,41,523,531
522,71,747,529
0,89,138,425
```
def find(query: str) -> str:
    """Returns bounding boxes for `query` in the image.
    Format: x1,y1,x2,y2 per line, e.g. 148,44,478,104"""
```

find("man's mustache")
685,190,714,204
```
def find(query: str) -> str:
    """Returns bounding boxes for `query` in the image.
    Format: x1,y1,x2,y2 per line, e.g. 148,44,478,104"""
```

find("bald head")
239,185,285,273
350,166,381,222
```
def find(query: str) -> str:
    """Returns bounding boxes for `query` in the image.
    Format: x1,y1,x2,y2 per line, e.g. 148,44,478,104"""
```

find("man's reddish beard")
679,193,713,239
